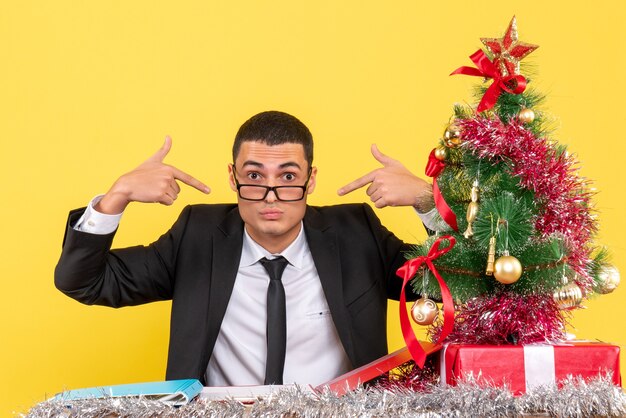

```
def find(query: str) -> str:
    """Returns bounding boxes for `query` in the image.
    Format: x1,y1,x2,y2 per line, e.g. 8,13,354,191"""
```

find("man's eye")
248,172,261,180
284,173,295,181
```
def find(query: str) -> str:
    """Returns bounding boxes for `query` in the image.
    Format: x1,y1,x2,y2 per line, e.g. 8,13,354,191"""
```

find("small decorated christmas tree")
399,17,621,354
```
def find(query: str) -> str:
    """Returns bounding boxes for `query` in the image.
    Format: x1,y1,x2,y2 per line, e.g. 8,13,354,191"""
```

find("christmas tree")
399,17,621,355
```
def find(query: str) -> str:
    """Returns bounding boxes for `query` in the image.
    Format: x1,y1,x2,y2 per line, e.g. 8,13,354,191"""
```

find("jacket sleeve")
359,204,420,301
54,206,193,308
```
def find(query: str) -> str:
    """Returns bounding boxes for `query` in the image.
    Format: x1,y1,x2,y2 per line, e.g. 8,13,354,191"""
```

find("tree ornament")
595,265,621,294
517,107,535,124
411,298,439,325
553,282,583,309
434,147,448,161
480,16,539,77
493,251,523,284
485,236,496,276
443,123,463,147
463,179,480,238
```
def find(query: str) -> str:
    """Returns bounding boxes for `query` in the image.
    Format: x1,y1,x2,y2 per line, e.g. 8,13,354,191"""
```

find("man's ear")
228,164,237,192
307,166,317,195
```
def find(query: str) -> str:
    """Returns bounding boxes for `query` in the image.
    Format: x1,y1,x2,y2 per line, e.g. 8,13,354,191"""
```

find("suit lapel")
202,207,244,375
304,207,356,364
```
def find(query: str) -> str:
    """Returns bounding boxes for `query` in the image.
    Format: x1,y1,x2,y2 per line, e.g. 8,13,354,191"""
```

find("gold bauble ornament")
596,265,621,294
553,282,583,309
493,254,523,284
410,298,439,325
443,123,463,147
517,107,535,124
434,147,448,161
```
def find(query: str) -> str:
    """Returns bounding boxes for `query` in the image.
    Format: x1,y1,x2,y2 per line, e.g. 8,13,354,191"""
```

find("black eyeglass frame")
232,166,312,202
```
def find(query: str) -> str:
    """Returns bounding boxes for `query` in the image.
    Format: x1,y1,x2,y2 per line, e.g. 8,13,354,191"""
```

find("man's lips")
259,209,283,220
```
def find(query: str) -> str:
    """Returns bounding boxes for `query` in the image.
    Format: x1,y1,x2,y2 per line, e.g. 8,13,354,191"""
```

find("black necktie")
259,256,289,385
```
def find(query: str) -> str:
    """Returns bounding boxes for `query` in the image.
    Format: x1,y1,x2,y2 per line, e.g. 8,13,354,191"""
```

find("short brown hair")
232,111,313,167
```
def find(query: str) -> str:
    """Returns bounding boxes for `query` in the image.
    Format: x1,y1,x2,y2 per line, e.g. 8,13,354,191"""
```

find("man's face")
229,141,317,250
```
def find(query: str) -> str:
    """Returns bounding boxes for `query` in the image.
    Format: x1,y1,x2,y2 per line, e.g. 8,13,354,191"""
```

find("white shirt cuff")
73,195,123,235
414,207,450,232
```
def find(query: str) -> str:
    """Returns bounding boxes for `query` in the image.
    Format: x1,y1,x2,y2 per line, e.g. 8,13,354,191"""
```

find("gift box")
440,342,621,395
319,343,439,395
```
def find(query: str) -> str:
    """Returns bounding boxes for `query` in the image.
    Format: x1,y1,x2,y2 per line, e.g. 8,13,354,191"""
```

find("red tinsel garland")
373,356,440,392
458,117,597,291
429,293,568,345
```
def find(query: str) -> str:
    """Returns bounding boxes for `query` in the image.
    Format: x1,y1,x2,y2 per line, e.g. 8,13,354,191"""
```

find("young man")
55,111,433,386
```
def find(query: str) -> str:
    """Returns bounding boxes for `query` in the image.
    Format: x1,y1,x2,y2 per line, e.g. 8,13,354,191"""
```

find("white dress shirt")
206,225,351,386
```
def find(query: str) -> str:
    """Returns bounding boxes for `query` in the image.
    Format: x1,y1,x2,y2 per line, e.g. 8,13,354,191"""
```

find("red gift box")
440,342,621,395
319,343,440,395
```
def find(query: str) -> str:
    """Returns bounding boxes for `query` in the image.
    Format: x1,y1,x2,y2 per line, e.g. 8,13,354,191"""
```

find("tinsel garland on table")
25,375,626,418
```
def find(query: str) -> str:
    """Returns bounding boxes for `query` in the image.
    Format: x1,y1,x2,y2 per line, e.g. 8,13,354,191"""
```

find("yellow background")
1,1,625,415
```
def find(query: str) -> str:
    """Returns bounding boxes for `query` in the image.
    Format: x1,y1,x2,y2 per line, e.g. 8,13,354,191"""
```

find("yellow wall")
2,1,625,414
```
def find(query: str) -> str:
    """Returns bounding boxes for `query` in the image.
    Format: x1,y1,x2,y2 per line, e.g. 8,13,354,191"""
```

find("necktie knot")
260,256,289,281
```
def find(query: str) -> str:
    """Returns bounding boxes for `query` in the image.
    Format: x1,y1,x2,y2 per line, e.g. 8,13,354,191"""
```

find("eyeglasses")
232,167,311,201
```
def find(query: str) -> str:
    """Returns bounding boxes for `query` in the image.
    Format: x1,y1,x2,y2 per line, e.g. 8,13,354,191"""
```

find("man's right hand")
95,136,211,214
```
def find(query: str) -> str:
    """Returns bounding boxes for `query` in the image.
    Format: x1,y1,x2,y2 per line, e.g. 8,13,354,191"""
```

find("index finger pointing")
172,166,211,194
337,171,376,196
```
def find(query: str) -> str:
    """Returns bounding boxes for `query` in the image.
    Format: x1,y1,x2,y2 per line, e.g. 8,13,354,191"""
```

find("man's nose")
265,187,278,202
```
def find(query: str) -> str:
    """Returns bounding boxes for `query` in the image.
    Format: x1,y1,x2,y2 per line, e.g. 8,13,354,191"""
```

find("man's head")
232,111,314,168
229,111,317,253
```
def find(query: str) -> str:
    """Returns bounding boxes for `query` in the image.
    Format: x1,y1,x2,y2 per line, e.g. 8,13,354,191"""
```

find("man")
55,111,433,386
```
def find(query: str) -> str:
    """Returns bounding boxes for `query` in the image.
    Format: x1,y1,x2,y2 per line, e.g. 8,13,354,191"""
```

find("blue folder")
54,379,203,405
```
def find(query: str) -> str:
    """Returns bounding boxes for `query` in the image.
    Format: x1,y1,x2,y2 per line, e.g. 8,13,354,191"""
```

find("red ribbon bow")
451,49,527,112
425,149,459,232
397,235,456,368
396,235,456,368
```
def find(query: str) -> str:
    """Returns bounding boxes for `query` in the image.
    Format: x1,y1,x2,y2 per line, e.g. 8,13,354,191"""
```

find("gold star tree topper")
480,16,538,77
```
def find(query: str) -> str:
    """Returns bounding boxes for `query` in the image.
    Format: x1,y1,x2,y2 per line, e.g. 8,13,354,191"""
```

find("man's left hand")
337,144,432,209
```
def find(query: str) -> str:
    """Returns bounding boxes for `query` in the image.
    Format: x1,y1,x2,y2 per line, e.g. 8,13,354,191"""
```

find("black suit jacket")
55,203,414,384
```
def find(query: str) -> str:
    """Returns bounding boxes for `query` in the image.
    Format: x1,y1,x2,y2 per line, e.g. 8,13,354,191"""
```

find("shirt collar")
240,222,307,270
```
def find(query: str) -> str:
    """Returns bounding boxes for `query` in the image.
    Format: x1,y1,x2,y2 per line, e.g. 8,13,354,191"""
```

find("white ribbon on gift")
439,344,449,386
523,344,556,390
